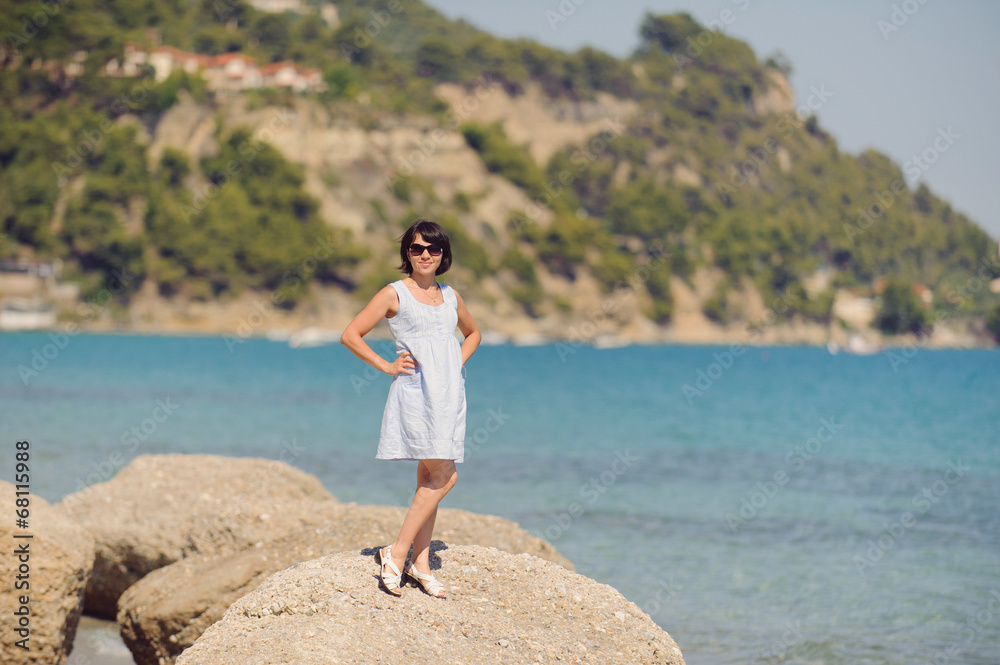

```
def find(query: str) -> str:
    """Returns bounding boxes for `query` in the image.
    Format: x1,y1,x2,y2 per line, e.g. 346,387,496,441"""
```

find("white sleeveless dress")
377,280,466,463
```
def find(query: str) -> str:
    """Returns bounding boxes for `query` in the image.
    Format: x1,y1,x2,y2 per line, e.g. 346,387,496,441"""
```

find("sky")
420,0,1000,239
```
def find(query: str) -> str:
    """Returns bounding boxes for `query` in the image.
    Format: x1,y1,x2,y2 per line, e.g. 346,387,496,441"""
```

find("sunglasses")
408,243,443,257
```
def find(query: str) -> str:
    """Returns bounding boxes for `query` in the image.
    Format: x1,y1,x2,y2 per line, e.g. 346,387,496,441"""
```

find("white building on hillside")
103,44,324,93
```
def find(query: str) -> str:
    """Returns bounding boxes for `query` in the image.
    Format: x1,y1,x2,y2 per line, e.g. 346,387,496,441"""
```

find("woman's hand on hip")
388,351,417,375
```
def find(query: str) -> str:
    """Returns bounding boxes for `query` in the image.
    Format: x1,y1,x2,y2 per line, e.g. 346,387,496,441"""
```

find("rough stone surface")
55,454,336,618
175,545,685,665
118,504,571,665
0,481,95,665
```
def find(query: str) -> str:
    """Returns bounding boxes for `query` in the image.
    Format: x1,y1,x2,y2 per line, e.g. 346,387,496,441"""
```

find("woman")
341,219,481,598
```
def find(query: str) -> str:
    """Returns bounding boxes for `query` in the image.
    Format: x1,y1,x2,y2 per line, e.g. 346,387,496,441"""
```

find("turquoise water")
2,331,998,664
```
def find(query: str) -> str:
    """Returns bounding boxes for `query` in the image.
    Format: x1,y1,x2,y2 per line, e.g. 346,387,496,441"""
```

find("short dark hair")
397,219,452,276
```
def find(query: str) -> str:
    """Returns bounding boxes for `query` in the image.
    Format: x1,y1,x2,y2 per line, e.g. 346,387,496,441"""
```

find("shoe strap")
381,547,401,574
408,566,445,595
381,547,402,586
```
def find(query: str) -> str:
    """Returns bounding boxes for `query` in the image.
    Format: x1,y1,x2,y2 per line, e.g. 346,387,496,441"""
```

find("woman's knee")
423,460,456,485
438,464,457,494
416,463,456,497
445,467,458,492
414,480,451,504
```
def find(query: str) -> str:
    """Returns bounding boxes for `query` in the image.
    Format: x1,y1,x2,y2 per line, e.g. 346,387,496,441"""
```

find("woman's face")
408,232,442,277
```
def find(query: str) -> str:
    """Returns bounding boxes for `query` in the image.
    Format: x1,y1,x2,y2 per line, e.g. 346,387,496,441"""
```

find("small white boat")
829,334,882,355
265,329,293,342
478,330,509,345
592,334,629,349
511,332,549,347
0,298,57,330
288,327,341,349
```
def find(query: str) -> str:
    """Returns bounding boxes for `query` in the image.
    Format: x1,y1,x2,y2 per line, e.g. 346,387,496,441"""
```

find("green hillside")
1,0,997,338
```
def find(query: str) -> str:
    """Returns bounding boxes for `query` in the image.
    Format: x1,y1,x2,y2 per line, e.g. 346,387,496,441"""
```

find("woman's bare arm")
340,285,415,375
454,288,481,366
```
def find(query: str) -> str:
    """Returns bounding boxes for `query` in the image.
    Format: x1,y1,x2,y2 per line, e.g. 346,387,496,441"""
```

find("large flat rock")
119,504,572,665
175,545,684,665
55,454,336,618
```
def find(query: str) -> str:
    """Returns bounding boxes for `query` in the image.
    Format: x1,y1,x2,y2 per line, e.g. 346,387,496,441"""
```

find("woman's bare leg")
387,459,457,574
411,504,438,572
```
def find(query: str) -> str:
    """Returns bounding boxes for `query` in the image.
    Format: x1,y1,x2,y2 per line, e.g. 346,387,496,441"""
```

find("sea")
1,331,998,665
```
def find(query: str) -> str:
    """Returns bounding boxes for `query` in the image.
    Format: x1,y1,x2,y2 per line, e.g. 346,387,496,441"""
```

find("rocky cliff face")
108,76,982,348
128,82,667,343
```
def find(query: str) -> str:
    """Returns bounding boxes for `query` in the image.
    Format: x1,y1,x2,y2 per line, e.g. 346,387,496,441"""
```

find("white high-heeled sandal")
405,563,446,598
376,546,403,596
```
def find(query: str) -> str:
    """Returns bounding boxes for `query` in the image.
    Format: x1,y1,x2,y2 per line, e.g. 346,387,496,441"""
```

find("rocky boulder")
0,481,95,665
119,504,571,665
55,454,336,618
175,545,684,665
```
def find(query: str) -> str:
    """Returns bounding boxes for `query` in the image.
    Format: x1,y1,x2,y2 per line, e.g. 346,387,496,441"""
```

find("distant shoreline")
2,324,995,351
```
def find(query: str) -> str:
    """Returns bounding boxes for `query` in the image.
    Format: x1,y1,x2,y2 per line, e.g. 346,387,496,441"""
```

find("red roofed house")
104,44,323,94
204,53,262,92
259,61,325,93
149,45,209,82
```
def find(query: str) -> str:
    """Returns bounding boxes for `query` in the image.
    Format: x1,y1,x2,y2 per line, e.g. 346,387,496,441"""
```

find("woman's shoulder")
377,282,402,318
373,282,404,306
440,282,462,307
